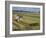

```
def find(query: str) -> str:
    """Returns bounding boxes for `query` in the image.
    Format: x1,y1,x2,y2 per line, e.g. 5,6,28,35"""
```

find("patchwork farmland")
12,12,40,31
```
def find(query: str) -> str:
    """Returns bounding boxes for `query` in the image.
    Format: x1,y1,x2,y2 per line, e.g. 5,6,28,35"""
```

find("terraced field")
12,12,40,31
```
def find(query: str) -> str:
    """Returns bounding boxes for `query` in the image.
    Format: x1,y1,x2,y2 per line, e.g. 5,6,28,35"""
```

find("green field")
12,12,40,31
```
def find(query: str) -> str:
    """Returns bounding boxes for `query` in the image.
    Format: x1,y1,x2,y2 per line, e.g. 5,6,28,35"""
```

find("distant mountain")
12,7,40,13
13,10,40,14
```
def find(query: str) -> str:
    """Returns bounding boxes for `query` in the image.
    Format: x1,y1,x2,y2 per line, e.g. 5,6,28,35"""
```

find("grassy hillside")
12,12,40,31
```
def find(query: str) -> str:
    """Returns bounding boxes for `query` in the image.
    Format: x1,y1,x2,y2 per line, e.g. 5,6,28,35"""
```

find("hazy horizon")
12,7,40,13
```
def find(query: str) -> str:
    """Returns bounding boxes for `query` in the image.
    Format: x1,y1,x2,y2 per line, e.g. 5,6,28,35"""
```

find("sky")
12,7,40,13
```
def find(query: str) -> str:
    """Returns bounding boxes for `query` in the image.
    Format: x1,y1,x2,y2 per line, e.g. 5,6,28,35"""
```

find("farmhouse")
14,14,23,22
